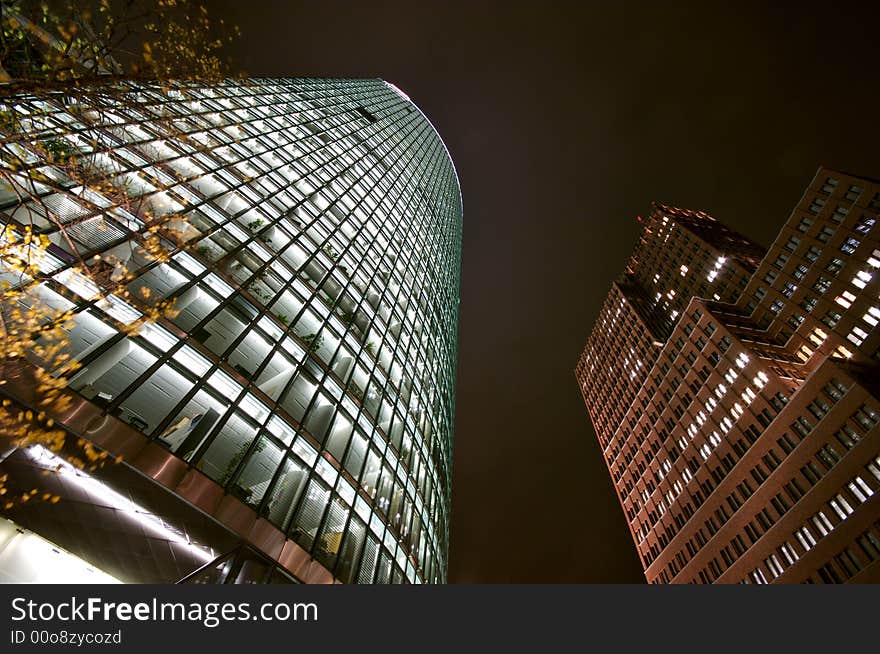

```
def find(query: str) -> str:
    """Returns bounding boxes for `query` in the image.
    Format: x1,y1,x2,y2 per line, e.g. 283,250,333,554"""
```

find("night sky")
214,1,880,582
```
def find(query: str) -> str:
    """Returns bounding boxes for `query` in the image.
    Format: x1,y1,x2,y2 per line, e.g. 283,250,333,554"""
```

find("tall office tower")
577,168,880,584
576,203,764,450
0,78,462,584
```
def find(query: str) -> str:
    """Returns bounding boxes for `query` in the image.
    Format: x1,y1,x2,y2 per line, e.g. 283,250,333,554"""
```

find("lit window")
808,328,827,345
851,270,872,289
835,292,855,309
835,345,854,358
847,326,868,346
863,308,880,327
840,237,861,255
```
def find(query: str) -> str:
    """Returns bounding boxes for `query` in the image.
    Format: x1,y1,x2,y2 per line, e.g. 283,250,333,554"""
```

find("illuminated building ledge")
1,363,337,584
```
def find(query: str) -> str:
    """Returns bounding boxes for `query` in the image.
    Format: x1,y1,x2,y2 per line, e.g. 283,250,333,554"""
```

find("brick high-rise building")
576,203,765,453
577,168,880,583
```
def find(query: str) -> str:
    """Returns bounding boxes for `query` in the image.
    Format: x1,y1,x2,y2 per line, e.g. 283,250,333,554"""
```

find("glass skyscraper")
0,78,462,584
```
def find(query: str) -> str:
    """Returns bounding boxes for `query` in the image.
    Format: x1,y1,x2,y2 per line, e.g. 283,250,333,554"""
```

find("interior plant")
302,332,324,353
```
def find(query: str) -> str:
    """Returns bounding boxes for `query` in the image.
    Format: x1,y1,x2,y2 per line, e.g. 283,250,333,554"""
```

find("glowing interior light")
808,328,827,345
0,518,121,584
54,268,100,300
796,344,813,362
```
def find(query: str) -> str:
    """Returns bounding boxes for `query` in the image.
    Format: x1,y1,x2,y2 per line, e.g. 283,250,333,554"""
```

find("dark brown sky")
213,1,880,582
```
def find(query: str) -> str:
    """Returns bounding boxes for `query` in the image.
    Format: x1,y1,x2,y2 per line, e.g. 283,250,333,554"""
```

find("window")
821,309,842,328
857,532,880,561
771,392,789,411
817,565,842,583
821,177,838,194
823,378,848,401
817,225,836,243
834,425,860,451
807,398,829,420
845,184,863,201
783,481,804,503
855,215,876,234
792,416,814,439
852,404,880,431
805,245,823,262
830,205,849,224
812,276,832,294
799,296,817,312
835,289,857,308
840,237,861,254
825,257,845,276
847,326,868,346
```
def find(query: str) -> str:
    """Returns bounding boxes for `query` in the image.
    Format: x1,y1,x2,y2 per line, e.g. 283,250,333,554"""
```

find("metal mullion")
221,88,428,538
288,105,438,559
378,137,452,485
284,130,433,483
104,265,233,411
347,128,447,553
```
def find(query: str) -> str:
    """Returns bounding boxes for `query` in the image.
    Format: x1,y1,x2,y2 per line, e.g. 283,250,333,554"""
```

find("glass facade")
0,78,462,583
